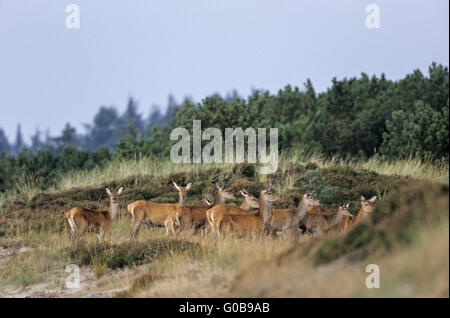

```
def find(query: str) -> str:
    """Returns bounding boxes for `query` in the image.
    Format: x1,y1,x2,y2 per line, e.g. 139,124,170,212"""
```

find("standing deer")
303,203,362,234
307,202,353,234
354,196,377,223
330,210,354,232
326,203,354,232
265,190,320,239
332,196,377,231
166,183,235,234
215,188,280,238
127,181,191,239
65,185,124,242
206,189,260,235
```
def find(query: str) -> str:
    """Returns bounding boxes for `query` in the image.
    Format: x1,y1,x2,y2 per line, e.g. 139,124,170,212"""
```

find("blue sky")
0,0,448,143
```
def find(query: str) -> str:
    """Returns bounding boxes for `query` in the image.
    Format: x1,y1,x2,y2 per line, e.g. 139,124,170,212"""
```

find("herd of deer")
65,182,377,242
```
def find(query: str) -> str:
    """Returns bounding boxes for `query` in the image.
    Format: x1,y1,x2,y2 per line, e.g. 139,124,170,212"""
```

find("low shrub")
68,239,202,269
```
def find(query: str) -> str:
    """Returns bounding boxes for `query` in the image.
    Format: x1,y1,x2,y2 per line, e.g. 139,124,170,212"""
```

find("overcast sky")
0,0,448,143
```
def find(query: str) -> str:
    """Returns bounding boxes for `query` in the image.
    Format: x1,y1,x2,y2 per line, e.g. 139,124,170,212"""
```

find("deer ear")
240,190,248,197
369,196,377,203
185,183,192,190
216,183,220,189
117,185,124,195
361,196,366,202
105,187,112,196
346,202,350,208
173,181,180,190
205,199,212,206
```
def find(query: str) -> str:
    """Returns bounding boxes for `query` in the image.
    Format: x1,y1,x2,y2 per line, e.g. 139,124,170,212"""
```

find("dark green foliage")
380,100,449,160
0,146,111,193
0,128,10,153
68,239,202,269
0,63,447,195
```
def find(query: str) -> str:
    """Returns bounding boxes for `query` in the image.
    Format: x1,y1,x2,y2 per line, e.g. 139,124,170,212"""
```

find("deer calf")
65,185,124,242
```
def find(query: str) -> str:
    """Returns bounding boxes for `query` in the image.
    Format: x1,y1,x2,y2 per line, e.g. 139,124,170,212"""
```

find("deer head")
173,181,192,205
240,189,259,209
302,190,320,207
360,196,377,214
338,202,353,217
216,183,235,201
105,185,124,219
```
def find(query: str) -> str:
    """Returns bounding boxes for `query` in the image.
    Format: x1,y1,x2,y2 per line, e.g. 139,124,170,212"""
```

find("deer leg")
129,221,143,240
69,228,76,242
98,228,107,242
164,218,171,235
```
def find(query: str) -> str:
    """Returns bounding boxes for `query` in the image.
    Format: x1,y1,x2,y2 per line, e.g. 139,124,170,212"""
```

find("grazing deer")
166,183,235,234
65,185,124,242
215,188,280,238
128,181,191,239
265,190,320,239
206,189,260,234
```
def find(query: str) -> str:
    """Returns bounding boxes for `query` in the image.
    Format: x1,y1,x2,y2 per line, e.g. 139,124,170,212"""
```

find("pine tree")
84,106,119,150
118,97,144,139
30,128,44,152
0,128,10,153
13,123,25,155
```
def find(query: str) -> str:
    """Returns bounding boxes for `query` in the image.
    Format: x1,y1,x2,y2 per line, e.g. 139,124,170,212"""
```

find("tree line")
0,63,448,193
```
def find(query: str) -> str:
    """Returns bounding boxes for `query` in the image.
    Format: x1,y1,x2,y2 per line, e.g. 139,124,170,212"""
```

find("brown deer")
354,196,377,223
327,203,354,232
215,188,280,238
329,196,377,232
303,202,357,234
265,190,320,239
166,183,235,234
128,181,191,239
207,189,260,235
65,185,124,242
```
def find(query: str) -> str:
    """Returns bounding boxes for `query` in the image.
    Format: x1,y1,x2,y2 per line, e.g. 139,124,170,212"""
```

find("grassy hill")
0,150,448,297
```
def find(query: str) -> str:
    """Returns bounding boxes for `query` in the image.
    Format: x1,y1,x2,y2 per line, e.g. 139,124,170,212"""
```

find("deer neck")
328,210,345,228
356,206,368,221
259,195,272,224
178,193,186,207
240,198,251,210
214,190,226,205
110,202,119,219
297,197,310,222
